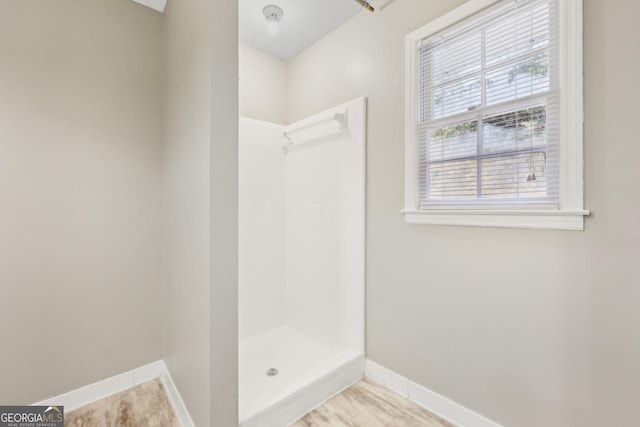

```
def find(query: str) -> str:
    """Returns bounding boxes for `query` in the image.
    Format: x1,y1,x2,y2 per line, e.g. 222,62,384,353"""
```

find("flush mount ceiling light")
263,5,284,35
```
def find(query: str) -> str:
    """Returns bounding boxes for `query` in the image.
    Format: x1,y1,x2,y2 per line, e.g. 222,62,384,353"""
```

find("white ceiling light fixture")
263,5,284,35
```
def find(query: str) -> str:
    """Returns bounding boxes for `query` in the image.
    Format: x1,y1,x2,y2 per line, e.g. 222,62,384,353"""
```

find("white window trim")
403,0,589,230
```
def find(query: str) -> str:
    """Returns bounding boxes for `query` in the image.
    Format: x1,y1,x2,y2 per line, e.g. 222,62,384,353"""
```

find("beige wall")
0,0,163,404
239,44,287,125
162,0,211,424
285,0,640,426
209,0,239,423
0,0,239,420
163,0,238,425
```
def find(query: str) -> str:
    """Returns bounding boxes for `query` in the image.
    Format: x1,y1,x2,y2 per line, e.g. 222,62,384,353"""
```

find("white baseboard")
365,360,503,427
33,360,195,427
157,361,196,427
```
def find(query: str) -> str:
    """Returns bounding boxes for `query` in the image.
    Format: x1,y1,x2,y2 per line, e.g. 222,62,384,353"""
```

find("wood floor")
291,378,456,427
64,379,180,427
63,376,451,427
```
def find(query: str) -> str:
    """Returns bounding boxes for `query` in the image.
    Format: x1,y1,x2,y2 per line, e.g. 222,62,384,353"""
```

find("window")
404,0,588,230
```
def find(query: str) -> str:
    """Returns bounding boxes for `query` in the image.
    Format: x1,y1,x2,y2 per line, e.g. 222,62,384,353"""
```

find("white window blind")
417,0,559,209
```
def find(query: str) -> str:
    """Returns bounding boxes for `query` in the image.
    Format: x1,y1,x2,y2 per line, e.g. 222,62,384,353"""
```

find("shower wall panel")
284,98,366,352
239,118,287,340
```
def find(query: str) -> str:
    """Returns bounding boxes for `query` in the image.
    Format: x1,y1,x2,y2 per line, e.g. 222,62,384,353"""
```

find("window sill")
401,209,590,230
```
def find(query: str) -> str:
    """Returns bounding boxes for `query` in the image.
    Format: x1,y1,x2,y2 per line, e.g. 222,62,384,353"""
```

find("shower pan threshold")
239,326,364,427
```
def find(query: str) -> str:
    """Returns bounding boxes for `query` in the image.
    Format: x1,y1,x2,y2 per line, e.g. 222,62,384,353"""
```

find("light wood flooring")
64,379,180,427
291,378,457,427
64,377,452,427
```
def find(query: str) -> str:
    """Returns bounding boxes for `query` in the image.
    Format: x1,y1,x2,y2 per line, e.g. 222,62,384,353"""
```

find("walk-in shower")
239,98,366,426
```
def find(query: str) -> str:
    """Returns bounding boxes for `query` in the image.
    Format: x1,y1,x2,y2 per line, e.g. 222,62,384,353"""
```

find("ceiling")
239,0,365,61
132,0,166,12
132,0,372,62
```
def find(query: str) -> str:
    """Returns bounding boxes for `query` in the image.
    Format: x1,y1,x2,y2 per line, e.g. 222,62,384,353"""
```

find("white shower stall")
239,97,366,426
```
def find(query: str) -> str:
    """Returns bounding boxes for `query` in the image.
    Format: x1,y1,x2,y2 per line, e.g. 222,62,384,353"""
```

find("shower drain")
265,368,279,377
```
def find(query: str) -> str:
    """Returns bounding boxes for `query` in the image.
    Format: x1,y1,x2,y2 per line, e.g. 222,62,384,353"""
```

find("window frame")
403,0,588,230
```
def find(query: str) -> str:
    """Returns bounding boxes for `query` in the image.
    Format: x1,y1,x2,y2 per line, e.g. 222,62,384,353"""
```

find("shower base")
239,326,364,427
